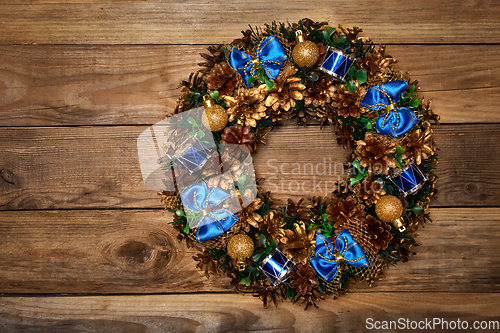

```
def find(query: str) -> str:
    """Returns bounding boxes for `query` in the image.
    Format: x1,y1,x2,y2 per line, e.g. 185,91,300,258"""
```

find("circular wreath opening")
159,18,439,310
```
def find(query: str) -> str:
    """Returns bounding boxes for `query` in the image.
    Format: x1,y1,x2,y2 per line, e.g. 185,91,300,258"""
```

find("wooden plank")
0,293,498,332
0,44,497,126
0,210,232,294
0,125,497,210
0,208,497,294
0,1,499,44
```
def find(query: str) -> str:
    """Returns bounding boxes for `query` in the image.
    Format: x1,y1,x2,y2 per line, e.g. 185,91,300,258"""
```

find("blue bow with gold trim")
229,35,288,88
310,230,369,282
360,80,419,138
180,181,238,242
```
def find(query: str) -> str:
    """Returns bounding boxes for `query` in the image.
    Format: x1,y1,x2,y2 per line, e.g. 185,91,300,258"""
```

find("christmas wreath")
152,18,439,309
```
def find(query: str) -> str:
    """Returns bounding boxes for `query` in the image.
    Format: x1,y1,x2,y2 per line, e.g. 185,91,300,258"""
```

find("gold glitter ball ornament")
375,195,406,232
227,233,254,271
202,95,228,132
292,30,320,68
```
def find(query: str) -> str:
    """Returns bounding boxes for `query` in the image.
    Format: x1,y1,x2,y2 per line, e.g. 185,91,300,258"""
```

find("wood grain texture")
0,1,497,331
0,208,497,294
0,209,232,294
0,293,498,332
0,125,498,210
0,1,499,45
0,44,497,126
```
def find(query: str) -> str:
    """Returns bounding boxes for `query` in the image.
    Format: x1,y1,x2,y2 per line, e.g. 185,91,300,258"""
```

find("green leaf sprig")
349,159,369,186
345,66,368,92
321,27,350,50
247,67,275,90
388,145,406,169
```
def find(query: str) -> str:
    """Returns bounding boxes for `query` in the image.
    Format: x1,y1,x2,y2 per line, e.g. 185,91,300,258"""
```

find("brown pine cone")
289,263,319,296
353,178,386,206
220,124,256,153
357,45,396,85
401,121,436,165
224,85,268,128
365,214,393,253
231,29,253,49
335,124,355,150
332,84,368,119
198,44,226,72
281,222,316,264
354,132,396,174
206,63,237,96
263,210,285,242
303,74,336,108
175,72,205,113
326,195,365,227
193,250,219,278
264,66,306,113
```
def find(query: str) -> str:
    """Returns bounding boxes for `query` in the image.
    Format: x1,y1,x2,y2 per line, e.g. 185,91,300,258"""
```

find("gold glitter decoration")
375,195,405,231
227,234,254,271
292,30,320,67
202,95,228,132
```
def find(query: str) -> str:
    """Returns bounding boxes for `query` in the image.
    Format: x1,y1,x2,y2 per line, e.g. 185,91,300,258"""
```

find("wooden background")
1,1,499,332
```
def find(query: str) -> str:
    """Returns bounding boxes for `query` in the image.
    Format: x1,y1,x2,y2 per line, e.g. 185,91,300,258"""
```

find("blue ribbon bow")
360,80,419,138
180,181,238,242
229,35,288,88
310,230,369,282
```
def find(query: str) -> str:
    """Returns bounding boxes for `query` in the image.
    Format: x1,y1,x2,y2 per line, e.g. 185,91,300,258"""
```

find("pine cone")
236,198,263,232
159,191,181,211
295,18,329,33
285,107,310,126
338,25,364,46
303,74,336,108
206,63,237,96
193,250,219,278
306,196,336,217
264,66,306,113
401,121,436,165
335,124,355,150
421,99,440,125
224,85,269,128
333,84,368,119
306,104,337,125
365,214,393,253
326,195,365,227
198,44,226,72
353,178,386,206
220,124,256,153
354,132,396,174
281,222,316,264
175,72,205,113
358,45,396,85
285,198,310,221
231,29,253,49
289,263,319,296
263,210,285,242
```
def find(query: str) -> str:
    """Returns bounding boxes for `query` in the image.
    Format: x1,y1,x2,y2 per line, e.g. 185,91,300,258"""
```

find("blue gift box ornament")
388,160,428,196
180,181,239,242
310,231,369,282
360,80,419,138
319,47,356,82
259,248,295,287
174,135,211,174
